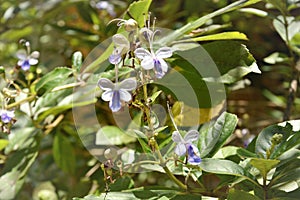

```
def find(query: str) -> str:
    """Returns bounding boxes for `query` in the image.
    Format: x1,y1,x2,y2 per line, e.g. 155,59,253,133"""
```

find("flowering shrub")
0,0,299,200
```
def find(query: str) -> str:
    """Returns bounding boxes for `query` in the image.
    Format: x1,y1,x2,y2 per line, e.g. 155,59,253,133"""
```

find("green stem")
142,81,186,190
6,95,36,109
163,166,187,190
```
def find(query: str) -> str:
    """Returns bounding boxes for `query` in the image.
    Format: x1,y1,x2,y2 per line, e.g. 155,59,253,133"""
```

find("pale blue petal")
172,131,184,143
29,58,38,65
157,58,168,72
141,56,154,70
98,78,115,90
155,47,172,59
101,90,113,101
184,130,199,143
175,143,186,156
119,78,137,91
187,144,201,165
109,90,121,112
109,53,122,64
119,90,132,102
16,50,27,60
134,48,152,60
112,34,129,50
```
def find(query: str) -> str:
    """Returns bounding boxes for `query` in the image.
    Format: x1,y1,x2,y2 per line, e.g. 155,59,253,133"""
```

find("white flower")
134,46,172,78
16,49,39,71
98,78,137,112
172,130,201,165
109,34,130,64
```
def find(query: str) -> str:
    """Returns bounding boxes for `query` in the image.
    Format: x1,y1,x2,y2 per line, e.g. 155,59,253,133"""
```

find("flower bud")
104,147,118,160
124,18,138,32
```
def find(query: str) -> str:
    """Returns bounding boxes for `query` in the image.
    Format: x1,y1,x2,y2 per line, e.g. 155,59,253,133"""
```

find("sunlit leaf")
199,158,244,176
35,67,73,95
95,126,136,145
250,158,280,178
228,188,260,200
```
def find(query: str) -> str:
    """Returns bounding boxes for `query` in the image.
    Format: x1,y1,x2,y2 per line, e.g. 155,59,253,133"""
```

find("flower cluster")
97,17,173,112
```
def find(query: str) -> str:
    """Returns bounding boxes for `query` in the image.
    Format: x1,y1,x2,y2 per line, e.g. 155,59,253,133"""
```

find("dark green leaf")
110,176,134,191
53,133,76,174
199,112,238,158
228,188,260,200
125,0,152,27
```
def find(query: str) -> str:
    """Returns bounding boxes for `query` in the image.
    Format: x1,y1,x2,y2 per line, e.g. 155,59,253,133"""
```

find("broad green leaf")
0,170,20,200
0,139,8,151
199,112,238,158
185,31,248,42
250,158,280,178
255,123,299,159
199,158,244,176
208,112,238,157
273,16,300,42
228,188,260,200
109,176,134,191
237,148,257,158
35,67,73,95
213,146,239,159
125,0,152,27
99,67,134,80
159,0,262,45
53,133,76,174
95,126,136,145
202,41,260,84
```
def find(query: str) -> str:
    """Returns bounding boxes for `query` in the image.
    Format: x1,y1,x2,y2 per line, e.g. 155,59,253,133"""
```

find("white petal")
134,48,152,60
30,51,40,59
141,56,154,70
16,50,27,60
17,60,24,66
156,47,172,59
157,58,168,72
119,78,137,91
184,130,199,143
175,143,186,156
29,58,38,65
119,90,132,102
172,131,184,143
101,90,113,101
98,78,115,90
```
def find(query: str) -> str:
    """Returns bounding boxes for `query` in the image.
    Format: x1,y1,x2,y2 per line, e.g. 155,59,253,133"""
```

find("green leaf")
255,123,299,159
228,188,260,200
185,31,248,42
150,90,162,103
202,41,260,84
199,158,244,176
0,170,20,200
109,176,134,191
53,133,76,174
159,0,262,45
199,112,238,158
250,158,280,178
273,16,300,42
0,139,8,151
35,67,73,95
125,0,152,27
95,126,136,145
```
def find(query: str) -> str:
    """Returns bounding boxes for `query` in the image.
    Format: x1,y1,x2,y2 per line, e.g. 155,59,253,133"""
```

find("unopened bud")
124,18,138,32
104,147,118,160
